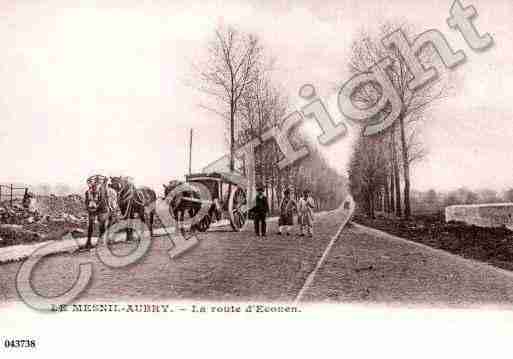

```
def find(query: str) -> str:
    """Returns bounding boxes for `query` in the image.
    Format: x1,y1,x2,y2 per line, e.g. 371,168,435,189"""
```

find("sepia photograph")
0,0,512,357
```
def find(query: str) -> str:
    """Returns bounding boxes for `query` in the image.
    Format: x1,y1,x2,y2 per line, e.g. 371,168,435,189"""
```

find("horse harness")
85,187,108,215
117,181,151,219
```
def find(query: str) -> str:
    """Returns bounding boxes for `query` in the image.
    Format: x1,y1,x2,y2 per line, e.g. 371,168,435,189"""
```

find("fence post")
10,184,13,207
0,185,2,203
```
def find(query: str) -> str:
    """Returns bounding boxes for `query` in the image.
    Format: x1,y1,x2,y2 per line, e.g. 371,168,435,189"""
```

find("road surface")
2,208,513,307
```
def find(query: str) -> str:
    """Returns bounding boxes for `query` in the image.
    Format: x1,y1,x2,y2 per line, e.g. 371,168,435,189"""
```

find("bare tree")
196,25,262,171
346,23,458,218
236,67,290,211
389,123,402,216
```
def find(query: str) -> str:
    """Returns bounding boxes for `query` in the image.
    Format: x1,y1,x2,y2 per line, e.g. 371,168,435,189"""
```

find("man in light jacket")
298,190,315,237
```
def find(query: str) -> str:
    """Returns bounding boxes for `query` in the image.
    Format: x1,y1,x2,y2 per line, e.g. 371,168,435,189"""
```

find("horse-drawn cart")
166,172,248,232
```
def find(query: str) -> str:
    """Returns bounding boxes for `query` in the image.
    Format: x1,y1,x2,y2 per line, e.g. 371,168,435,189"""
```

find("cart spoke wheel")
229,187,247,231
196,215,210,232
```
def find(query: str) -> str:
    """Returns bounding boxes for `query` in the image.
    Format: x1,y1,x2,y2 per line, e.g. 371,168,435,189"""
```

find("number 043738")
3,339,36,349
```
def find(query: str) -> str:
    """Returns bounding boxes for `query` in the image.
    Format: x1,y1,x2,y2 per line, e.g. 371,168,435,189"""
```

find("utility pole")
188,129,193,175
230,111,234,172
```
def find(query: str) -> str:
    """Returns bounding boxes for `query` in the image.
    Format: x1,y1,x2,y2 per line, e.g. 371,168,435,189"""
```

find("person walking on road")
253,185,269,237
278,189,297,236
298,189,315,237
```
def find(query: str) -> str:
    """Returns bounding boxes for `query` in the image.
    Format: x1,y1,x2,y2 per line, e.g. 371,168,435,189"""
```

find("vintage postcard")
0,0,512,357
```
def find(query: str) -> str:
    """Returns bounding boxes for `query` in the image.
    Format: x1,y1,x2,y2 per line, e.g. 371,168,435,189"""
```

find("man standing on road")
84,176,109,250
253,185,269,237
298,190,315,237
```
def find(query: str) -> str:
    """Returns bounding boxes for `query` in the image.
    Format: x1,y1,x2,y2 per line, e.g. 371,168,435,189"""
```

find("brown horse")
162,180,200,223
109,176,156,239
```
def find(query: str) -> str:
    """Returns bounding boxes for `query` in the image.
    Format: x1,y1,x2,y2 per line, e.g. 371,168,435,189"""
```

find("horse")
162,180,201,224
84,180,112,249
109,176,157,239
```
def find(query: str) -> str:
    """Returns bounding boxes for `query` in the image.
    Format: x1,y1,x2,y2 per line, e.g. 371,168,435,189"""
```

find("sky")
0,0,511,193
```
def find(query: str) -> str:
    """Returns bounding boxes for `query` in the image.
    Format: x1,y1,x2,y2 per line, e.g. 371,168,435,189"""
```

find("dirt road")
0,210,343,303
302,223,513,307
2,209,513,307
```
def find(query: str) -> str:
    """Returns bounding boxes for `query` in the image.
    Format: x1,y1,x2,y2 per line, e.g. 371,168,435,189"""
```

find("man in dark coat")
253,185,269,237
84,177,109,250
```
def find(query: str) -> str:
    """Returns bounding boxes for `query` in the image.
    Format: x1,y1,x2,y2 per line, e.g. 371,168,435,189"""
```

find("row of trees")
348,124,425,219
197,25,346,213
347,24,457,219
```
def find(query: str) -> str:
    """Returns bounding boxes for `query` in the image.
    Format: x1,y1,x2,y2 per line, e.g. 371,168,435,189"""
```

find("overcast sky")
0,0,511,192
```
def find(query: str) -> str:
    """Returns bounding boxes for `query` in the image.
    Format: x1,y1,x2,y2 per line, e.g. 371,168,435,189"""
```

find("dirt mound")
32,194,86,218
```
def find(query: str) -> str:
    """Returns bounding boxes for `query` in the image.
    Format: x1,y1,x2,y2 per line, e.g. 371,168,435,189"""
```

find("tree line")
196,25,346,213
346,23,460,219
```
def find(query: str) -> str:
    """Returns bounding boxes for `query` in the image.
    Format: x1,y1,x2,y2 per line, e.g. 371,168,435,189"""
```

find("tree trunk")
230,105,235,172
369,192,375,219
389,168,395,214
276,168,282,209
394,160,401,217
271,175,275,214
398,114,411,219
383,173,390,213
391,125,402,217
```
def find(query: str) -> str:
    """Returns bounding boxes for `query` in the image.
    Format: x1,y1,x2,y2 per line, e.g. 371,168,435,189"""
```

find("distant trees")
196,25,263,171
405,187,513,214
348,132,387,218
237,71,345,212
290,143,347,211
504,188,513,202
38,184,51,196
54,183,72,196
236,66,288,211
477,189,501,203
346,23,455,219
197,25,345,213
424,189,439,208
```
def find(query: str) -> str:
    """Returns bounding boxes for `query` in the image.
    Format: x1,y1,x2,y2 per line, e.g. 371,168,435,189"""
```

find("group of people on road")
251,186,315,238
85,174,316,248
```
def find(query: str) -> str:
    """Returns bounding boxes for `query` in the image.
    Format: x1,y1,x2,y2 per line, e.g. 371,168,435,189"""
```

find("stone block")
445,203,513,229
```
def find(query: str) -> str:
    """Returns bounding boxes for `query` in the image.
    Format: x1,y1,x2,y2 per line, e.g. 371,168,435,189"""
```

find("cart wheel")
228,186,247,231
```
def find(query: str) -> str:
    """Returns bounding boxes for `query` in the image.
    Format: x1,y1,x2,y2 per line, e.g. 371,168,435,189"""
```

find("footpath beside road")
302,222,513,306
0,219,243,264
0,209,322,264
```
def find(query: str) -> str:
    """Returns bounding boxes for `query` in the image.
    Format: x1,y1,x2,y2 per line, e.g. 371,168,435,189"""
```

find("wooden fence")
0,185,29,206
